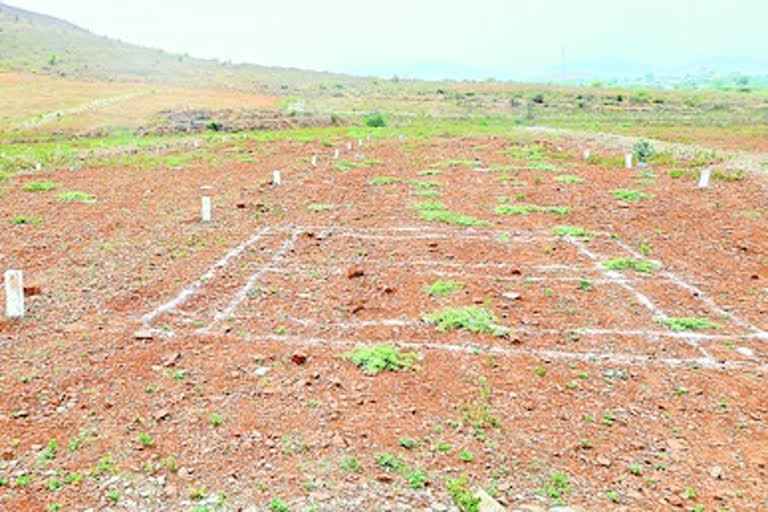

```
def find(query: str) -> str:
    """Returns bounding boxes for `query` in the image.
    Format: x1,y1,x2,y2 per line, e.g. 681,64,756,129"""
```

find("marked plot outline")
141,225,767,369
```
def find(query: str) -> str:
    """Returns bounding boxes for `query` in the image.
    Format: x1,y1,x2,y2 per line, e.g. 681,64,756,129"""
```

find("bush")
633,139,654,163
363,113,386,128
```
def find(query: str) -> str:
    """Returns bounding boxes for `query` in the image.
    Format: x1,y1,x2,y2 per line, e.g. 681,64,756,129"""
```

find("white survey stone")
366,134,371,141
201,196,212,222
4,270,24,318
334,149,340,159
358,139,363,147
698,168,711,188
624,153,633,169
346,142,352,150
311,155,317,167
273,170,281,186
35,162,42,171
583,150,591,160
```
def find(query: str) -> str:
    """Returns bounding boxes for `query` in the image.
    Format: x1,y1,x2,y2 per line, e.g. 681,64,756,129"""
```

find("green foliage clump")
23,181,58,192
424,306,508,336
602,258,657,274
342,344,418,375
495,204,570,216
424,279,464,297
363,113,386,127
612,189,652,201
370,176,398,185
413,201,489,227
554,174,584,184
633,139,655,163
447,474,481,512
654,317,721,331
56,191,95,203
551,225,594,240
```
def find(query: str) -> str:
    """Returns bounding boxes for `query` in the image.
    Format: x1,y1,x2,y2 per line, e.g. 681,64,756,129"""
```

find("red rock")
347,267,365,279
23,286,41,296
291,353,308,365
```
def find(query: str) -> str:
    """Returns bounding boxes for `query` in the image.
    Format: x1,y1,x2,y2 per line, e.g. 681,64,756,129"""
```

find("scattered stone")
163,353,181,367
376,474,394,483
502,292,521,301
596,456,612,467
153,409,171,422
474,488,505,512
347,267,365,279
23,286,41,297
253,367,270,377
709,465,723,479
291,353,308,365
133,330,154,341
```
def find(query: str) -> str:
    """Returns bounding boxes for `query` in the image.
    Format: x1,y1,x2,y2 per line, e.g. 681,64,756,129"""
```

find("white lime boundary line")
566,237,717,364
225,316,763,344
197,229,303,335
611,238,768,338
250,333,763,371
140,227,272,327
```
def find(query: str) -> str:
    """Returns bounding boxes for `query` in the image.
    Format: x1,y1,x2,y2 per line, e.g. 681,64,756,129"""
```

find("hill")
0,2,368,93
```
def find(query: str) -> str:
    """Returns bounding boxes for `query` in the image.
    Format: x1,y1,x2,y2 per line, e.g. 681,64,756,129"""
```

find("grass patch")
554,174,584,184
434,159,477,168
370,176,398,185
602,258,657,274
335,159,380,171
424,306,508,336
342,344,418,375
495,204,570,216
669,169,688,179
446,474,480,512
23,181,59,192
307,203,334,211
413,189,441,198
56,191,95,203
655,317,721,331
408,179,441,189
413,201,489,227
11,216,43,225
712,169,745,181
528,161,559,172
424,280,464,297
551,225,594,240
502,145,545,160
612,189,652,201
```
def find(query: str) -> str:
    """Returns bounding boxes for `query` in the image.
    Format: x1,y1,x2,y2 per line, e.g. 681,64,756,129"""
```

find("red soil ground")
0,134,766,511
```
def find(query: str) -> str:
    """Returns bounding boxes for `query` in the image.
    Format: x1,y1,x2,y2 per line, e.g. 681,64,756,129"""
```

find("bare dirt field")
1,133,766,511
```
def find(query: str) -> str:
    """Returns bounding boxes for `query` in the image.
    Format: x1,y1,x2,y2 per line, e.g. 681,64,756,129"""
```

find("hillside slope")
0,2,367,93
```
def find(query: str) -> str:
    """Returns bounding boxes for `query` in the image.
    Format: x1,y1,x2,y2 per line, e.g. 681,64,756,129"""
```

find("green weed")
424,306,509,336
342,344,418,375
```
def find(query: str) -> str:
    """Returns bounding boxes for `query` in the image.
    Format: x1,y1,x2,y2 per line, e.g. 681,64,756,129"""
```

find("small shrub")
654,317,720,331
406,470,428,489
24,181,58,192
342,344,418,375
363,113,386,128
495,204,570,216
56,191,95,203
633,139,654,163
424,306,508,336
602,258,657,274
269,498,289,512
447,474,480,512
612,189,652,201
370,176,397,185
551,225,593,240
340,456,361,472
424,280,464,297
554,174,584,184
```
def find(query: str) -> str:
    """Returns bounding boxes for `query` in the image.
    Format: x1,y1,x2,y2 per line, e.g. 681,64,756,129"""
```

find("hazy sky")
7,0,768,79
